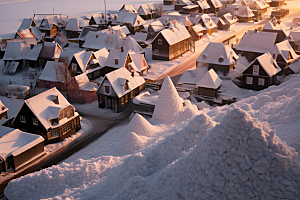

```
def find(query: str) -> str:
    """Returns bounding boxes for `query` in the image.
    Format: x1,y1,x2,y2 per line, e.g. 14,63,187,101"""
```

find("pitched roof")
105,48,130,69
269,40,299,63
3,42,43,61
0,129,44,159
65,18,88,32
16,29,37,40
18,18,36,32
152,21,191,46
196,42,239,65
209,0,222,8
39,42,62,60
235,30,277,54
149,20,164,32
178,67,208,85
138,4,154,16
245,52,281,77
130,53,148,72
31,27,45,41
285,58,300,73
93,48,109,67
74,73,98,92
38,61,64,82
98,67,145,98
289,31,300,41
131,32,147,42
21,87,77,130
119,4,138,13
237,6,254,18
196,69,222,89
82,32,107,49
221,13,238,25
117,36,145,54
199,14,217,30
160,14,192,27
117,12,146,27
262,21,276,30
73,51,94,72
196,0,210,9
0,100,9,116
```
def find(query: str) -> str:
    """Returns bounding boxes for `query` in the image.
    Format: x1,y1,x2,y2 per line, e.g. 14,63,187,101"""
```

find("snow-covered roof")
105,48,130,69
221,13,238,25
133,91,158,106
65,18,87,32
149,20,164,32
74,73,98,92
0,126,15,139
285,58,300,73
196,0,210,9
159,14,192,27
38,61,64,82
82,32,107,49
269,40,299,63
130,53,148,72
117,36,145,54
39,42,62,60
197,42,239,65
0,96,24,124
0,38,37,51
178,67,208,85
38,19,54,30
235,30,277,54
245,52,281,77
192,24,204,33
3,42,43,61
196,69,222,89
31,27,45,41
93,48,109,67
54,32,68,47
58,51,75,66
119,4,138,13
237,6,254,18
119,26,130,35
152,21,191,46
98,67,145,98
0,100,9,116
289,31,300,42
183,5,200,9
117,12,146,27
131,32,147,42
18,18,36,32
16,29,37,40
199,14,217,30
0,129,44,159
174,0,193,5
262,21,275,30
20,87,76,130
138,4,155,16
209,0,222,8
73,51,94,73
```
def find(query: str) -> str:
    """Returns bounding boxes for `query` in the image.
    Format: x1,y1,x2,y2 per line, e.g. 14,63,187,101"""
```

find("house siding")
198,87,217,98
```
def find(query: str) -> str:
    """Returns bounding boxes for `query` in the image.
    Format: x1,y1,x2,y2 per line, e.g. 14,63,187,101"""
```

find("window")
137,20,140,24
125,94,128,103
105,86,110,94
32,118,39,126
115,59,119,65
20,116,26,123
120,97,124,106
72,63,77,72
50,129,60,139
62,122,72,135
158,39,162,45
155,49,159,55
130,91,134,100
258,78,265,86
219,57,224,62
253,65,259,75
124,82,128,91
79,91,82,96
171,48,174,54
246,76,253,85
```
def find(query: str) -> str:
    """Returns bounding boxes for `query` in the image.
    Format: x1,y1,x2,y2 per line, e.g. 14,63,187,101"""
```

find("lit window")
20,116,26,123
50,129,60,139
32,118,39,126
62,122,72,135
158,39,162,45
253,65,259,75
246,76,253,85
125,95,128,103
258,78,265,86
130,91,134,100
120,97,124,106
105,86,110,94
171,48,174,54
155,49,159,55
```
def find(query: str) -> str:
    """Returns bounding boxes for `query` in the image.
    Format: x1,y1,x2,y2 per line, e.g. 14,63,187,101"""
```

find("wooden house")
152,21,191,61
269,40,299,72
241,52,281,90
17,18,37,32
0,100,8,120
104,48,132,74
262,21,288,44
117,12,146,34
286,31,300,54
129,53,149,76
159,14,192,31
234,30,277,61
181,5,200,14
53,32,69,48
0,96,24,127
174,0,194,11
68,73,99,104
65,18,88,38
196,0,210,13
117,36,145,55
270,0,285,7
207,0,222,13
284,58,300,75
217,13,238,30
96,67,145,113
12,87,81,144
82,32,119,51
164,0,175,5
177,67,208,93
270,8,289,19
190,24,204,41
39,42,63,66
251,0,269,13
0,126,44,173
67,50,96,76
138,3,156,20
236,6,255,22
86,48,109,79
119,4,138,14
196,69,222,98
147,20,165,39
197,14,217,35
38,19,58,37
196,42,239,76
3,42,43,69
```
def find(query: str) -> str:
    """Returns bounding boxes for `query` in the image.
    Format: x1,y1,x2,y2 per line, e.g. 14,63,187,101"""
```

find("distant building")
217,13,238,30
196,0,210,13
262,21,288,44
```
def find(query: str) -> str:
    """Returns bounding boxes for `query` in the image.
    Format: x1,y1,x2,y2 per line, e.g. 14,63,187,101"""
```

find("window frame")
32,118,39,126
20,116,26,123
105,85,110,94
158,39,162,45
115,59,119,65
258,78,265,86
253,65,259,75
246,76,253,85
155,49,159,55
49,129,60,139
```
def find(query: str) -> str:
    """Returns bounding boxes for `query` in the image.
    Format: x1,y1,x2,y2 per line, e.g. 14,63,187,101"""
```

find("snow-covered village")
1,0,300,199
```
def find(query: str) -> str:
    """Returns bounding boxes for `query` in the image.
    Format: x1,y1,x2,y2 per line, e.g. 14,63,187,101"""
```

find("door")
112,99,117,112
107,98,112,109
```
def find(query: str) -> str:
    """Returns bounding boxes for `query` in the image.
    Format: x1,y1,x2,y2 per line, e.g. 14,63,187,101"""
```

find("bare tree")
54,57,74,101
156,4,165,17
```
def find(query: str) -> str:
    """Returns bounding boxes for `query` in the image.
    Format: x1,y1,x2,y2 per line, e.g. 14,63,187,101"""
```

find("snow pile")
126,113,159,137
152,76,198,123
119,132,147,154
139,108,300,199
251,95,274,110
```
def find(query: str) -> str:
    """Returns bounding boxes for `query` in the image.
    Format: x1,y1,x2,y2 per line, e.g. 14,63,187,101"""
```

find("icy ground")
4,74,300,199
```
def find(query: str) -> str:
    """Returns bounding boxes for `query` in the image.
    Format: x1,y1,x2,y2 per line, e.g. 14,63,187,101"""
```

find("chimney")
30,44,34,49
131,71,134,77
272,52,276,60
54,95,59,104
121,46,124,52
96,34,99,38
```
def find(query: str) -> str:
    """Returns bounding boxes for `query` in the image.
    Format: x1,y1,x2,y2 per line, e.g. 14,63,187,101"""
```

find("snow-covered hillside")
5,74,300,199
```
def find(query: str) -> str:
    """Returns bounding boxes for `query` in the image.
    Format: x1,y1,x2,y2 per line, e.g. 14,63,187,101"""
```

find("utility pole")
104,0,107,24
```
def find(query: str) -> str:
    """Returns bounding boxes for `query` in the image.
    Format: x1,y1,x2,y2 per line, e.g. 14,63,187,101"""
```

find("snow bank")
119,132,147,154
126,113,159,137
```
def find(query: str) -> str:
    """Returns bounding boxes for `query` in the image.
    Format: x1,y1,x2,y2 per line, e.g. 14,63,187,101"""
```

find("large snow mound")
126,113,158,137
119,132,147,154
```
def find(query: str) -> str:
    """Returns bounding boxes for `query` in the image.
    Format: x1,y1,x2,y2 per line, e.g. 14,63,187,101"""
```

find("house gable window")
32,118,39,126
158,39,162,45
258,78,265,86
171,48,174,54
115,59,119,65
20,116,26,123
219,57,224,62
246,76,253,85
49,129,60,139
253,65,259,75
105,86,110,94
155,49,159,55
202,55,207,60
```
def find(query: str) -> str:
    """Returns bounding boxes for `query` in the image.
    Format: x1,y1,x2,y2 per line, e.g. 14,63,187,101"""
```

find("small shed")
236,6,255,22
207,0,222,13
196,69,222,98
190,24,204,41
217,13,238,30
196,0,210,13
